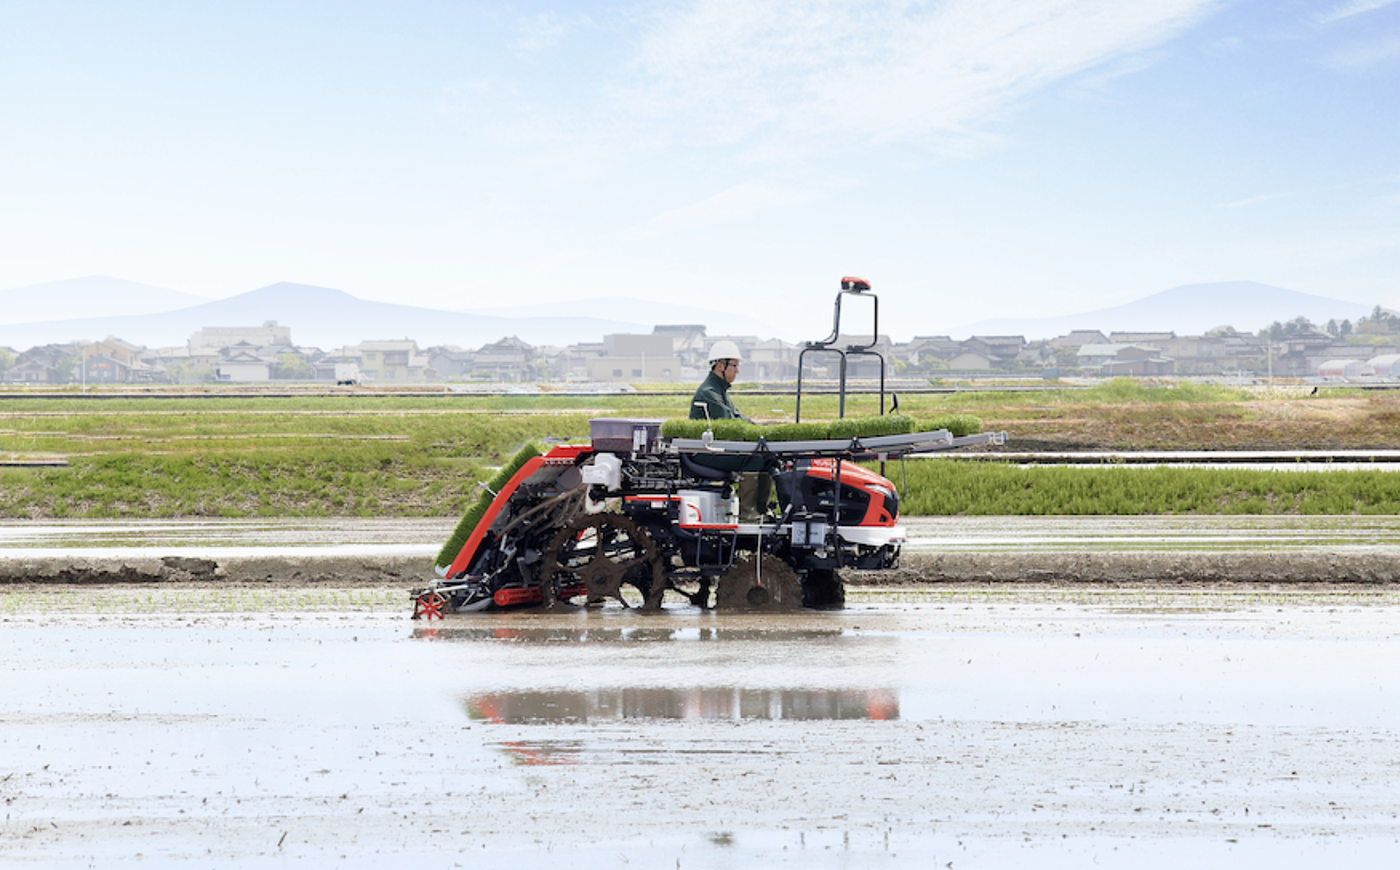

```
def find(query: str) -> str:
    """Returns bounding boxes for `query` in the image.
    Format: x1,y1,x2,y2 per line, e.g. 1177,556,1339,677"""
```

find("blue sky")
1,0,1396,340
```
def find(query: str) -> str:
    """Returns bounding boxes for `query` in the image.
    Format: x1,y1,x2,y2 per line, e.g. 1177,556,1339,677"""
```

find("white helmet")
708,340,741,364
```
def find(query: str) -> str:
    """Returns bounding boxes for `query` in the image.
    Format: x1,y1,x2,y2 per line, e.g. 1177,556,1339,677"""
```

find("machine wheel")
412,590,447,620
539,513,666,610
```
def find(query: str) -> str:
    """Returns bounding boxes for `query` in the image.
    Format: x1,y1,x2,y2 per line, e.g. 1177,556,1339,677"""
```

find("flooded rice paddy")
8,514,1400,558
900,515,1400,554
3,591,1398,868
3,517,1399,865
0,518,454,560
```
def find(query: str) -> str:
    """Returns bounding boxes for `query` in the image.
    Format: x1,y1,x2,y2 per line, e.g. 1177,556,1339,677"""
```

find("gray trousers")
737,473,772,522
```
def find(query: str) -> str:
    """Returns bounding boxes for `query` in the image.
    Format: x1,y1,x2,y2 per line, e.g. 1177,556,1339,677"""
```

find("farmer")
689,340,769,521
689,340,753,424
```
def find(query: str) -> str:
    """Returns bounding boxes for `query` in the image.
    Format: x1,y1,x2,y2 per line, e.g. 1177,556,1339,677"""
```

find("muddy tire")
802,569,845,610
714,554,802,610
538,513,665,610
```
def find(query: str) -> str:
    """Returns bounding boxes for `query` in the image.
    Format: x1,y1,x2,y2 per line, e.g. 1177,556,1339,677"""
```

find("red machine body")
411,277,1005,617
411,423,1002,617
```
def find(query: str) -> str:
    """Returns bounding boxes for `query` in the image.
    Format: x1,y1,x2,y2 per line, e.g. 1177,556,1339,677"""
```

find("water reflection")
492,739,584,766
414,625,844,643
466,686,899,723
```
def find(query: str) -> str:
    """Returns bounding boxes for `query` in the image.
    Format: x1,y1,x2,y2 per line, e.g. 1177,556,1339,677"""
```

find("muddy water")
899,515,1400,553
0,518,454,559
2,598,1398,868
9,515,1400,557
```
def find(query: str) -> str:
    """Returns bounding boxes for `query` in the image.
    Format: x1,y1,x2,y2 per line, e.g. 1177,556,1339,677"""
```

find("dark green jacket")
689,371,751,423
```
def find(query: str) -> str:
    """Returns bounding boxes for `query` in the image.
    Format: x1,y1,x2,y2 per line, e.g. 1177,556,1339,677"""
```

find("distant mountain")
3,276,1375,352
0,282,653,350
462,296,782,340
950,281,1374,340
0,276,211,326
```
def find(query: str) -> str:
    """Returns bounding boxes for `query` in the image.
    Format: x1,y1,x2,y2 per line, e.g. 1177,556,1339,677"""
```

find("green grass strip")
660,414,927,441
434,442,541,570
659,413,982,441
894,461,1400,516
911,414,983,438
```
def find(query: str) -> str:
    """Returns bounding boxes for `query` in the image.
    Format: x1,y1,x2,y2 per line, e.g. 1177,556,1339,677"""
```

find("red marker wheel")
414,591,447,620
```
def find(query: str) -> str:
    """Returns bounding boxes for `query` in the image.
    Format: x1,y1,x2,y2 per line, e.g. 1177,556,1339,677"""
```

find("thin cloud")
619,0,1222,154
620,181,825,241
1218,192,1291,209
512,11,595,55
1062,50,1168,99
1317,0,1400,24
1325,32,1400,68
1218,174,1400,210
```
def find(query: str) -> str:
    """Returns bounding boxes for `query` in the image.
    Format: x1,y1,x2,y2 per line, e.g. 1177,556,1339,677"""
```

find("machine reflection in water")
466,686,898,725
413,625,847,644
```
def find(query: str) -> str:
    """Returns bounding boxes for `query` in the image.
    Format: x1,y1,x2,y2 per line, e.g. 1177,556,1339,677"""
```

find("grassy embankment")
937,379,1400,451
899,379,1400,515
3,382,1400,518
